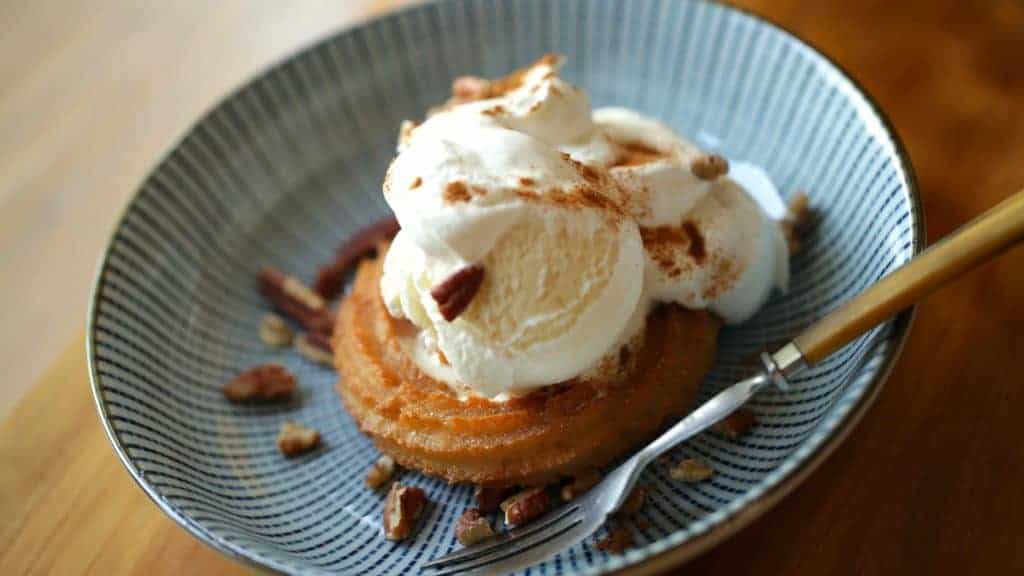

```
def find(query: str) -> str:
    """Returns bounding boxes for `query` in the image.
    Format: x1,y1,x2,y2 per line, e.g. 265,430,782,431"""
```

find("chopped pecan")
501,488,550,527
560,471,602,502
474,485,515,514
670,458,714,483
383,483,428,541
430,265,485,321
259,267,334,334
618,485,646,516
597,525,635,554
277,422,320,456
455,508,495,546
258,314,294,348
223,364,296,403
782,191,813,254
313,216,401,300
365,455,397,489
690,153,729,180
712,409,758,439
295,333,333,366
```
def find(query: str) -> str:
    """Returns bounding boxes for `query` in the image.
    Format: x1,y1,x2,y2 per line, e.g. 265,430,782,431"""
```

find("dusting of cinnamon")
489,54,559,97
639,220,709,278
444,181,471,204
516,189,540,201
481,105,505,116
612,141,668,167
682,220,706,263
702,256,739,301
565,156,601,184
410,177,422,190
519,177,536,187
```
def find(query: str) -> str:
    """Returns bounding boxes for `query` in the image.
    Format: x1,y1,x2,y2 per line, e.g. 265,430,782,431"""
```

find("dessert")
334,55,791,487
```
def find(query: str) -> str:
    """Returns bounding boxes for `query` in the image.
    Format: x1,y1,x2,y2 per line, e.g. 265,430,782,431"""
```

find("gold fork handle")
793,188,1024,365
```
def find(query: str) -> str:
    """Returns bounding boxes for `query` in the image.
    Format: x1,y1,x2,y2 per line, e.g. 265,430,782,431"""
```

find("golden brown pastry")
334,246,719,486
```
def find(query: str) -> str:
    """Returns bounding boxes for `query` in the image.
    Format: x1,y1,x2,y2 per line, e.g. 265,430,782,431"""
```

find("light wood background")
2,0,1023,574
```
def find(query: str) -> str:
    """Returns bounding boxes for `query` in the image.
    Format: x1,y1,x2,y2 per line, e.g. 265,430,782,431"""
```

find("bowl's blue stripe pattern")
88,1,921,574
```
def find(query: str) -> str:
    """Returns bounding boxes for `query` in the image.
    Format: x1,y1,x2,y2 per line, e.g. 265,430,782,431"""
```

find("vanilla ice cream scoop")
379,55,789,399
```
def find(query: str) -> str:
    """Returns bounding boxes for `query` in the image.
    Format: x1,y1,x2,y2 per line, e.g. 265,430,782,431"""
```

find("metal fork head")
421,459,643,575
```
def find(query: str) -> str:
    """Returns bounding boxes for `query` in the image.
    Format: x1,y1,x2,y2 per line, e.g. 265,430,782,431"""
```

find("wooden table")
3,1,1023,574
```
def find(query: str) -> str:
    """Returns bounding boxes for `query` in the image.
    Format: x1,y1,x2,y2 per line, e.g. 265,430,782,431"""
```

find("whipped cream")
379,56,789,400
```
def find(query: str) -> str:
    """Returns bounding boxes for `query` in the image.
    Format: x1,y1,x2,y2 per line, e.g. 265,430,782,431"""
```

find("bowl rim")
86,1,923,574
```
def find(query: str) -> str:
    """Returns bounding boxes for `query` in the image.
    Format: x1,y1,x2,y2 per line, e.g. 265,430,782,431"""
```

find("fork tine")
425,512,585,575
420,504,580,569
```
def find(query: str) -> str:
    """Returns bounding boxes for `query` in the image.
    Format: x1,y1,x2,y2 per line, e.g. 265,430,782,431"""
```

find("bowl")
88,0,921,574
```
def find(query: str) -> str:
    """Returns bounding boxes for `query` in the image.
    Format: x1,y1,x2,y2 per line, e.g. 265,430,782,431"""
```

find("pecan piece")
670,458,714,483
712,408,757,439
277,422,320,456
313,216,401,300
295,332,333,366
618,485,646,516
365,455,397,489
500,488,549,527
258,314,294,348
597,525,634,554
689,153,729,180
383,483,428,541
259,267,334,334
223,364,296,403
782,190,813,254
474,484,515,514
560,471,602,502
430,265,485,321
455,508,495,546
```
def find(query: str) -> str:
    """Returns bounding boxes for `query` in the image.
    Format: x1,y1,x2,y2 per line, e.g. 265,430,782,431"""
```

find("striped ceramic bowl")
88,0,921,574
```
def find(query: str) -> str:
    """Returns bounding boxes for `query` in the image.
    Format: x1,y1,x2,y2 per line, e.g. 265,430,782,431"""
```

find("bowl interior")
89,1,920,574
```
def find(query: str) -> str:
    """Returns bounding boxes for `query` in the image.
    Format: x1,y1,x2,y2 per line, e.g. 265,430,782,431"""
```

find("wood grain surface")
2,0,1023,574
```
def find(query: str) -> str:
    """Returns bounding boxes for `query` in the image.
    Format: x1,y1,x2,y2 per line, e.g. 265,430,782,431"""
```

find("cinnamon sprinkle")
682,220,706,263
612,141,667,167
444,181,471,204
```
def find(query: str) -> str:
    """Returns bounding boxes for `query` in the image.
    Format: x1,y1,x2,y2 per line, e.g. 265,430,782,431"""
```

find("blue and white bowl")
88,1,921,574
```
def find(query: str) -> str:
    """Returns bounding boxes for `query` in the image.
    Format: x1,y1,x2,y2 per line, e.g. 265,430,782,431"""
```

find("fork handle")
792,188,1024,365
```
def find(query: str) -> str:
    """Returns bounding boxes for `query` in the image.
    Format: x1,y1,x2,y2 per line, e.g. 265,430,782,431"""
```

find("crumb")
224,364,296,403
670,458,714,482
277,422,320,456
258,314,294,348
366,455,397,489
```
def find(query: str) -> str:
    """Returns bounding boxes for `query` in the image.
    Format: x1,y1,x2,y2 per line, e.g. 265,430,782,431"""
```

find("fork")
422,189,1024,575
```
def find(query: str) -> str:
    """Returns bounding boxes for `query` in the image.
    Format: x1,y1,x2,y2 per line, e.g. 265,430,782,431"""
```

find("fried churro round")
334,245,720,486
